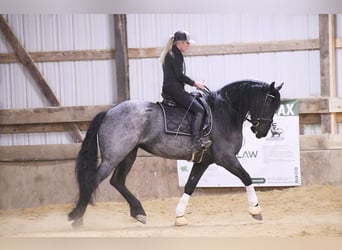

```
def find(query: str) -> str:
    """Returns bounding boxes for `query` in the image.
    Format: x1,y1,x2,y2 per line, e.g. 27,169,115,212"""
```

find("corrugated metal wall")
127,14,342,135
0,14,116,145
127,14,322,102
1,14,341,146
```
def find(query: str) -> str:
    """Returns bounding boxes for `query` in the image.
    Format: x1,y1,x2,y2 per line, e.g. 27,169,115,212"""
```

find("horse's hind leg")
109,148,147,224
69,158,118,228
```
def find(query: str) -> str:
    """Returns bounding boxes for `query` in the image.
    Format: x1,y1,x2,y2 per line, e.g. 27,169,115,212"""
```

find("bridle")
200,85,276,132
245,92,276,131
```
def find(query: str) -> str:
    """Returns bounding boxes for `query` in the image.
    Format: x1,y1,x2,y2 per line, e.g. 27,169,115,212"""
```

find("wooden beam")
0,144,152,162
187,39,320,57
300,134,342,151
0,14,83,142
0,49,115,63
299,114,321,125
0,98,340,127
2,113,340,135
0,122,90,134
0,105,112,125
297,98,329,113
129,39,320,59
2,133,342,162
328,97,342,112
0,144,81,161
114,14,130,103
319,14,337,134
0,38,327,63
337,113,342,123
0,98,339,124
297,97,342,113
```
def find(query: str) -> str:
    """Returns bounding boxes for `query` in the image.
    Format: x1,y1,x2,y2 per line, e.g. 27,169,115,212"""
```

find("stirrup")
187,139,212,153
189,140,212,162
201,140,212,150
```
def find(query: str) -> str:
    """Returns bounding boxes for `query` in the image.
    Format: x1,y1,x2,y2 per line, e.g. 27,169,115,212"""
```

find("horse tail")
68,111,107,221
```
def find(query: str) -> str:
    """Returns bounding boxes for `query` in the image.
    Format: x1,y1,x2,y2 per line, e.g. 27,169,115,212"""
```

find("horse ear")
270,81,275,90
276,82,284,91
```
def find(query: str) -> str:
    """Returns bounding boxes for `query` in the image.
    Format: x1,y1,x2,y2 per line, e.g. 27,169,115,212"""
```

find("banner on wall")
177,99,301,187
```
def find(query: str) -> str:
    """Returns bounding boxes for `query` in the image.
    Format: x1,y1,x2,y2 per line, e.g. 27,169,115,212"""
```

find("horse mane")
207,80,270,126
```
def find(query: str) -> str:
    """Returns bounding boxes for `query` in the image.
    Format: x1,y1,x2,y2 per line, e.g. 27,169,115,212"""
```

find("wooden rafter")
0,14,83,142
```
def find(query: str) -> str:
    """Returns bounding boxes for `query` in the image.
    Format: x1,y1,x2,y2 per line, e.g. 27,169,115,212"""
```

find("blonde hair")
160,36,174,64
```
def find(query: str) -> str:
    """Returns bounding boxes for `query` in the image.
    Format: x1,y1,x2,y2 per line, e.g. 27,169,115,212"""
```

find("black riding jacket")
162,45,195,93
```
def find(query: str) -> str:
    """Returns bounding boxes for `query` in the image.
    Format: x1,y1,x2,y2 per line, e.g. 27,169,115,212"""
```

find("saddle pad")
158,102,192,136
158,100,212,137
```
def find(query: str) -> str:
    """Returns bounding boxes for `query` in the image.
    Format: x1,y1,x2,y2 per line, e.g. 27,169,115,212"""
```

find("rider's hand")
194,82,205,90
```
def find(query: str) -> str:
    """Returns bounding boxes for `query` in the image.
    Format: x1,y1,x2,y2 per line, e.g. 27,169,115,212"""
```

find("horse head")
249,81,283,138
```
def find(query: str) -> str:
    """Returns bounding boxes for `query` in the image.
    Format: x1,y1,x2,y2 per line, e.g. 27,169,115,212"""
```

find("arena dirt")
0,185,341,237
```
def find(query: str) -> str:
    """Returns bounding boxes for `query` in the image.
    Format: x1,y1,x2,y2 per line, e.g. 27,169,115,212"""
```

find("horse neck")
221,85,253,123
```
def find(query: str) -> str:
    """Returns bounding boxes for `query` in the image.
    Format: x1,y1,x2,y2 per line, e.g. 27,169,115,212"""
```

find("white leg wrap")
246,185,258,207
246,185,262,215
175,193,190,217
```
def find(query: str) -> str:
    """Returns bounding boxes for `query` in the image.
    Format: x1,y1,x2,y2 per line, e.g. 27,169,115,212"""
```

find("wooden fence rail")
1,98,341,134
0,97,342,162
0,38,341,63
1,132,342,162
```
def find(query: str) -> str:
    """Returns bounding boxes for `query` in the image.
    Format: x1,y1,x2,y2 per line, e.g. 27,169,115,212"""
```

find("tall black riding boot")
190,113,212,153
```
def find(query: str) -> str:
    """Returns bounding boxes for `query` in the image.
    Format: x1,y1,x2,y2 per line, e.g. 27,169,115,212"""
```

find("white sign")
177,99,301,187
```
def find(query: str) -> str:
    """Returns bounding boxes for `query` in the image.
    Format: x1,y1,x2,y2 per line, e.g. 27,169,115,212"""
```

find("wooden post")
0,14,83,142
113,14,130,103
319,14,337,134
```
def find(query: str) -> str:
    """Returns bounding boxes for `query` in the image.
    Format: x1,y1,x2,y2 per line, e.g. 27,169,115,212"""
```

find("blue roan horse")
68,80,283,227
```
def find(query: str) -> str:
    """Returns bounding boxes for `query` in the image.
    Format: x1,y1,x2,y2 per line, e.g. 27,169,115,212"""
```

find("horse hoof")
136,214,147,224
71,218,83,229
175,216,188,226
248,204,262,215
251,213,263,221
248,204,263,221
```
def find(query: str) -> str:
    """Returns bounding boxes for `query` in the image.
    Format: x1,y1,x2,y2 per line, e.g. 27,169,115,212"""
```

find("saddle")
158,92,213,163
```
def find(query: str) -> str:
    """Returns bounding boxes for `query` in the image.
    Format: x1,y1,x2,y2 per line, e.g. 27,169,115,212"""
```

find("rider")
160,30,212,153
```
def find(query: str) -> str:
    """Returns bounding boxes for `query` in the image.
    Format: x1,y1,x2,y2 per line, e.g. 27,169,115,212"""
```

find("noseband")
245,93,275,130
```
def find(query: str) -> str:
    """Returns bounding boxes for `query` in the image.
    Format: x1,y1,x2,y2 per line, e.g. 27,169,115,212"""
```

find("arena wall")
1,14,342,210
1,132,342,210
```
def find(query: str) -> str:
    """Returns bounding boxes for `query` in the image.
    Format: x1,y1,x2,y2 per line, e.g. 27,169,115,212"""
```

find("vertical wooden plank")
0,14,83,142
113,14,130,103
319,14,337,134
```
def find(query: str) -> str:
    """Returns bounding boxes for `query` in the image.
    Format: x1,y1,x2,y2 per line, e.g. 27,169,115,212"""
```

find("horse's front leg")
175,162,209,226
246,184,263,220
217,155,263,220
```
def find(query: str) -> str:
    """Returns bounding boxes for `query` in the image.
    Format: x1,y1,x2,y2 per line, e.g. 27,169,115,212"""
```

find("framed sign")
177,99,301,187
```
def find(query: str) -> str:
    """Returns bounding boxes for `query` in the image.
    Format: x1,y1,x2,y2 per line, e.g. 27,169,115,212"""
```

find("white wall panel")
128,14,319,47
126,14,331,135
127,14,321,104
129,58,162,102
